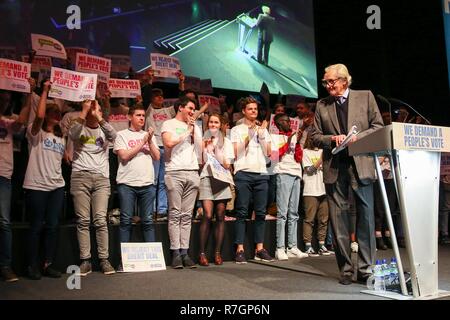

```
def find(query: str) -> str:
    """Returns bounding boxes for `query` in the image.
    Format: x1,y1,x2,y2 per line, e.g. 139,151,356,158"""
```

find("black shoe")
182,255,197,269
339,275,353,285
0,266,19,282
43,265,62,278
172,255,183,269
27,265,42,280
384,236,393,248
356,273,370,285
376,237,388,250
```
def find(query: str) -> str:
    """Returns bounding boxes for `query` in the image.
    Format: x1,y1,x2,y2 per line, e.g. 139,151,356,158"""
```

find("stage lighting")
113,7,122,14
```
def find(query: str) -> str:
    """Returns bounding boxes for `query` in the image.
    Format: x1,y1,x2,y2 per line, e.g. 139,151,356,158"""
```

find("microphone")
386,96,431,125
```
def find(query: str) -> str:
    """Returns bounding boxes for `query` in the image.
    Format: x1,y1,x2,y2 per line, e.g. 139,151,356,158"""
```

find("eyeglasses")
321,78,342,87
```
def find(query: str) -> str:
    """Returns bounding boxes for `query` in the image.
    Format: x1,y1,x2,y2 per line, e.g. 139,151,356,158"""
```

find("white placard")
392,122,450,152
206,153,234,185
104,54,131,74
75,53,111,83
108,78,141,98
31,34,67,60
150,53,180,79
0,58,31,93
48,67,97,102
120,242,166,272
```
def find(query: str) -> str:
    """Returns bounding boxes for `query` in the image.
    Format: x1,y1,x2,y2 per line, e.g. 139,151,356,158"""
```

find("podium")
348,123,450,300
236,13,256,53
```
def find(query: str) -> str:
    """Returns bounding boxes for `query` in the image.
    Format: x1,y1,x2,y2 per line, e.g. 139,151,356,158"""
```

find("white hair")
325,64,352,86
262,6,270,14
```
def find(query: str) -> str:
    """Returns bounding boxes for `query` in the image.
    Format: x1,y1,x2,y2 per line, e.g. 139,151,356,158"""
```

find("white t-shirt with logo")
230,124,272,174
161,118,201,172
272,134,302,178
23,126,65,191
0,117,19,179
145,105,176,147
302,148,326,197
69,122,114,178
114,129,158,186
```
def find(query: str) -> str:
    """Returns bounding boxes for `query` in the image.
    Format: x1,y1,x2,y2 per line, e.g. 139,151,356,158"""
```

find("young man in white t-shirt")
161,96,202,269
272,113,308,260
0,83,33,282
114,105,160,265
69,100,117,276
230,97,274,264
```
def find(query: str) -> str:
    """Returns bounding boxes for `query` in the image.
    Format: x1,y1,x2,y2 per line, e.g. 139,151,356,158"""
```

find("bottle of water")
373,260,386,292
389,257,399,288
381,259,390,285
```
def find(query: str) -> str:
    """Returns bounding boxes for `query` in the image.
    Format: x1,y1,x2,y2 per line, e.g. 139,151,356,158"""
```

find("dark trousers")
0,177,12,267
234,171,269,245
374,179,398,232
257,37,271,65
26,188,64,267
325,163,376,278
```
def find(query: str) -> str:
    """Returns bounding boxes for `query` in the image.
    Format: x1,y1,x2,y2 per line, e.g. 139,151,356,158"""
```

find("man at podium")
310,64,383,285
255,6,275,66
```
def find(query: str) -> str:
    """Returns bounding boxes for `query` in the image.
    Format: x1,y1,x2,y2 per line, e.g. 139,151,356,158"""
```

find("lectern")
236,13,256,53
348,123,450,300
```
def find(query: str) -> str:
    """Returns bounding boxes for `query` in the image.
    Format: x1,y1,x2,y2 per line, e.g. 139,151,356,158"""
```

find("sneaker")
254,248,275,262
318,244,332,256
182,255,197,269
305,247,319,257
100,259,116,275
235,250,247,264
78,260,92,276
351,241,359,253
287,246,309,258
43,265,62,278
0,266,19,282
172,255,183,269
27,265,42,280
275,248,289,261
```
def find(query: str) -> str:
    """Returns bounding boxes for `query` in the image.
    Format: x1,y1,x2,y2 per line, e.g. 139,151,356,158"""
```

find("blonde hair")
325,64,352,86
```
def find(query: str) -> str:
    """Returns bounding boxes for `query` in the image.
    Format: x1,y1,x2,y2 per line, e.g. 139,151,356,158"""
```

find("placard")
48,67,97,102
206,153,234,185
104,54,131,74
31,34,67,60
200,79,213,94
198,95,220,114
150,53,180,79
120,242,166,272
75,53,111,84
0,58,31,93
392,122,450,152
108,78,141,98
184,76,201,92
269,114,300,135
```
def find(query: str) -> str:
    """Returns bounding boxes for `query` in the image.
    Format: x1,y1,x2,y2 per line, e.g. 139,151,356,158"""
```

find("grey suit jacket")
310,89,383,184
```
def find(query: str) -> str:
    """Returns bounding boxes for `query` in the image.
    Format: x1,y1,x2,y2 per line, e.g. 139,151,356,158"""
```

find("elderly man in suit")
310,64,383,285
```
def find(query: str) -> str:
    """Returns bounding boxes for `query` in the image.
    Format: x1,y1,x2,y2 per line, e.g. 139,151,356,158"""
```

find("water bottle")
373,260,386,292
381,259,390,285
389,257,399,287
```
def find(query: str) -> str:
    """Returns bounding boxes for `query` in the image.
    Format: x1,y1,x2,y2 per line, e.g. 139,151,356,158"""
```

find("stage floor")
2,244,450,300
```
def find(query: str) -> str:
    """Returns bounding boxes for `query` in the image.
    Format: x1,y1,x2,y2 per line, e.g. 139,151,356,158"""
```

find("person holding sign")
114,105,160,268
161,96,202,269
310,64,383,285
271,113,308,261
230,96,274,264
0,79,34,282
198,114,234,266
23,81,65,280
69,99,117,276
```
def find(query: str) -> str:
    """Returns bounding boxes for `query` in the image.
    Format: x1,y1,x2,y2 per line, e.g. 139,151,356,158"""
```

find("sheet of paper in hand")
206,153,234,185
332,125,359,155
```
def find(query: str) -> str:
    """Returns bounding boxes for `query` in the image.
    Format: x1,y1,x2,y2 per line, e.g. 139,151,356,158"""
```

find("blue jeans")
234,171,269,245
0,177,12,267
276,174,301,248
118,184,156,243
153,146,168,215
26,188,64,267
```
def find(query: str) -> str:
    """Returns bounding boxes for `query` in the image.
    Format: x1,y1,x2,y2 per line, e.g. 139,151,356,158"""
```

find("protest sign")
442,153,450,176
75,53,111,84
198,95,220,114
108,78,141,98
0,58,31,93
66,47,88,64
31,34,67,60
48,67,97,102
206,153,234,185
184,76,201,92
104,54,131,74
120,242,166,272
150,53,180,79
